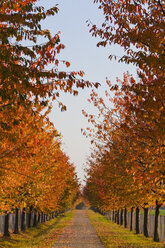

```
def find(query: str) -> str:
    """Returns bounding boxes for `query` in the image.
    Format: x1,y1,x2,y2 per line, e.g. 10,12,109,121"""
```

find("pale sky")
40,0,137,184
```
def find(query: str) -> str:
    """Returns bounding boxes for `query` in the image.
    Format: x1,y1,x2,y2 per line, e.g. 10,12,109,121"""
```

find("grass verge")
0,211,73,248
88,210,165,248
148,210,165,216
139,210,165,216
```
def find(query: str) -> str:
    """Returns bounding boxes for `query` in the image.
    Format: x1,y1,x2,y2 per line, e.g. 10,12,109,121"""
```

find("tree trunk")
14,208,19,234
143,207,149,237
117,209,119,224
120,209,123,225
112,210,115,222
21,208,26,231
154,200,161,242
38,213,41,223
124,208,127,228
41,212,44,222
33,213,37,227
115,210,117,223
4,213,10,236
130,207,133,231
135,207,140,234
44,213,46,222
28,206,33,228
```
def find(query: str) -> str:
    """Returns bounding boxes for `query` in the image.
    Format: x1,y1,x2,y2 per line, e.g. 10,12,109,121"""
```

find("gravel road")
51,210,104,248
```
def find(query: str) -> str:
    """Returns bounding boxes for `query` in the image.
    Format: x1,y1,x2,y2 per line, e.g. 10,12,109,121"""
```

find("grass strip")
88,210,165,248
148,210,165,216
0,211,74,248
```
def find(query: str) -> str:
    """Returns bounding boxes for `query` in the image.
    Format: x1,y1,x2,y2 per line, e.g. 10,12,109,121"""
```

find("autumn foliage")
0,0,99,113
83,0,165,242
0,102,79,212
0,0,82,236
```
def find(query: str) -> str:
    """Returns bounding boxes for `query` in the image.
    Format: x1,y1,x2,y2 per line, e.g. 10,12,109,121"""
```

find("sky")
39,0,137,184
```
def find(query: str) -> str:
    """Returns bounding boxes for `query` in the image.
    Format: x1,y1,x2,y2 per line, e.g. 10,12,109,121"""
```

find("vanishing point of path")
51,210,104,248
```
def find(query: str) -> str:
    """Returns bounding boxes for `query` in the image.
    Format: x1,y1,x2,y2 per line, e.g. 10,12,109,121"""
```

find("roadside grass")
0,211,73,248
139,210,165,216
88,210,165,248
148,210,165,216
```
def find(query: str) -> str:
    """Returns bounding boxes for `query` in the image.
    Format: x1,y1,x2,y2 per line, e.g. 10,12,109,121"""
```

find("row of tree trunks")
3,208,57,236
110,201,161,242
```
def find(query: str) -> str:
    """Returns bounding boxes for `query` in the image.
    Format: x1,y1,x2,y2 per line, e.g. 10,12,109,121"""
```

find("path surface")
52,210,104,248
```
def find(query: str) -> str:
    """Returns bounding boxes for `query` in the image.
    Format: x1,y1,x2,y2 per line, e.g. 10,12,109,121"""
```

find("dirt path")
51,210,104,248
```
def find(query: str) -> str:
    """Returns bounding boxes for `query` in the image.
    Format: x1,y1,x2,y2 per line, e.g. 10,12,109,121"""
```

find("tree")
90,0,164,77
0,0,99,122
85,1,164,241
83,72,164,241
0,102,79,216
0,1,81,235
